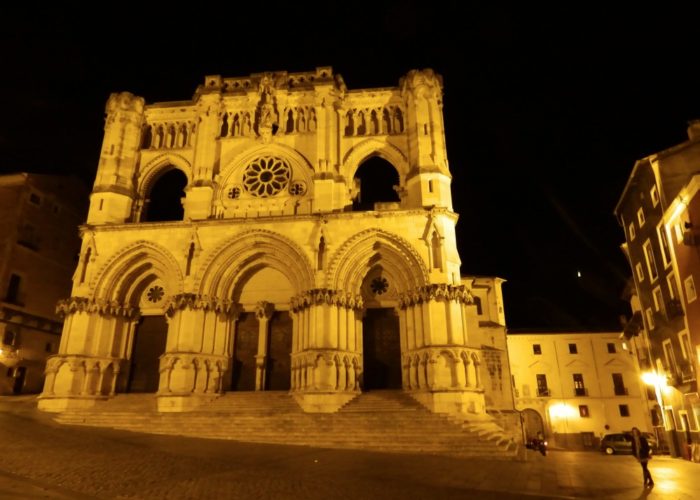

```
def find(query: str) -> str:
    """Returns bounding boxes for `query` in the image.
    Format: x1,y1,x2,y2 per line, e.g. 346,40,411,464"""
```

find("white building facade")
508,331,652,449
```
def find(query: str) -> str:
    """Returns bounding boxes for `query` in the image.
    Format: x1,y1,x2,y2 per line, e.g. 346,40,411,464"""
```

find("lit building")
37,68,517,444
0,173,87,394
615,122,700,458
508,331,651,450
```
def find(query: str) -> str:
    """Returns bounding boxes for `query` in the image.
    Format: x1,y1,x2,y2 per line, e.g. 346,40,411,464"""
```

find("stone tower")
38,68,502,421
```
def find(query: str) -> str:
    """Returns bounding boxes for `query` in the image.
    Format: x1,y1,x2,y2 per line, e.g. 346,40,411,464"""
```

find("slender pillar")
254,301,275,391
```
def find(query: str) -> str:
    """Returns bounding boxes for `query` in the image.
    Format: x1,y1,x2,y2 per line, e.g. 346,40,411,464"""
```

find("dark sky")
2,3,699,330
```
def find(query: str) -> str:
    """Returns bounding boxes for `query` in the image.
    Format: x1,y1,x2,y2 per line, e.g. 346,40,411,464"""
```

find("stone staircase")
53,390,518,458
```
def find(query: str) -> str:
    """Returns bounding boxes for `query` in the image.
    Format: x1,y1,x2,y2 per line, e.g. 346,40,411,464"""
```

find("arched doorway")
362,308,401,389
231,266,294,391
142,168,187,222
360,267,401,390
231,312,257,391
266,311,292,390
127,315,168,392
522,408,545,440
352,156,400,211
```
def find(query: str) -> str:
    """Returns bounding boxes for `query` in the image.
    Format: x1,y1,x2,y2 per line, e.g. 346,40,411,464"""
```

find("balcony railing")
614,387,629,396
574,387,588,396
537,388,551,397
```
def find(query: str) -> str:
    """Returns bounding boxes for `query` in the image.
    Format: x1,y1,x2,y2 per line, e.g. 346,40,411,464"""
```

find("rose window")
242,156,291,197
289,181,307,196
370,277,389,295
147,285,165,303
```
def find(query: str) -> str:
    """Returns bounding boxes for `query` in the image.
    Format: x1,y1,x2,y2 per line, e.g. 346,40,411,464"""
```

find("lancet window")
343,106,404,137
142,122,195,150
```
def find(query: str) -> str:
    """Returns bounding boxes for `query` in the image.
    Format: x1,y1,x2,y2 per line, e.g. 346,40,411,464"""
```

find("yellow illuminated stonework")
37,68,513,438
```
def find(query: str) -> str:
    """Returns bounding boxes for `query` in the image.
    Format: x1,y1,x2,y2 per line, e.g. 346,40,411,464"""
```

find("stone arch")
195,230,314,298
328,229,429,294
522,408,546,440
342,138,409,185
136,153,192,201
93,240,184,306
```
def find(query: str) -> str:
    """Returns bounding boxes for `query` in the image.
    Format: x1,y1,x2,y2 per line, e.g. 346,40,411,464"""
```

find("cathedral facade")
38,68,511,424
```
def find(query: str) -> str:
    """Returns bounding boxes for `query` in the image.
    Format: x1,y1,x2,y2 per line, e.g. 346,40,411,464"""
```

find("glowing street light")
641,370,668,429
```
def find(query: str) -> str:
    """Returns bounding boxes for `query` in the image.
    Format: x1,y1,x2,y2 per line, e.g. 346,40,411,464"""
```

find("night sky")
2,4,699,331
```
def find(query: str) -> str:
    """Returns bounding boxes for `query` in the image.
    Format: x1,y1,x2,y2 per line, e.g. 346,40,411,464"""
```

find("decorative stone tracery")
41,68,507,432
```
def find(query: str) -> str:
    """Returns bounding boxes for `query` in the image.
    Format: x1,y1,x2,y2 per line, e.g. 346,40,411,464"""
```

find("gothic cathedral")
38,68,513,428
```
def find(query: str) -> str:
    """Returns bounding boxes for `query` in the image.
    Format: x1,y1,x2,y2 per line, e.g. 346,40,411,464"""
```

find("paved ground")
0,396,697,499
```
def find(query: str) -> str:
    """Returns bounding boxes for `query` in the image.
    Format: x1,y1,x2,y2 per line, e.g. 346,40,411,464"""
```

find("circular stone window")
289,181,307,196
242,156,291,197
147,285,165,303
370,277,389,295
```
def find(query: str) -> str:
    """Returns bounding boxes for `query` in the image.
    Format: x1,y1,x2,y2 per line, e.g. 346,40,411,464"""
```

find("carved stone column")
157,294,236,412
398,284,488,419
254,301,275,391
289,289,363,412
37,297,136,412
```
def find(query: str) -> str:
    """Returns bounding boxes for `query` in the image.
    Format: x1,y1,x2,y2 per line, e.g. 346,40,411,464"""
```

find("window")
635,263,644,282
536,374,549,396
645,307,655,330
679,332,692,361
17,223,40,250
29,192,41,206
568,343,578,354
612,373,627,395
2,329,17,346
650,186,659,207
474,296,482,315
533,344,542,355
579,405,590,417
637,207,645,227
628,222,636,241
663,339,678,376
573,373,586,396
668,274,679,299
5,274,21,303
607,343,616,354
619,404,630,417
657,223,671,268
643,240,658,282
684,275,697,303
652,287,663,312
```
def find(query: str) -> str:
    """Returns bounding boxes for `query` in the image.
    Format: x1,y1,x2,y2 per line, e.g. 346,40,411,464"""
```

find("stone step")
52,391,517,458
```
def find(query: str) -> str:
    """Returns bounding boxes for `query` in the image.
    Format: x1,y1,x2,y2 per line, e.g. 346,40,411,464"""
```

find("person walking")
630,427,654,487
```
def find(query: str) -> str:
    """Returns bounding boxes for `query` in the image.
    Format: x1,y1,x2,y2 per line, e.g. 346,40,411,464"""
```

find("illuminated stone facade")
38,68,513,429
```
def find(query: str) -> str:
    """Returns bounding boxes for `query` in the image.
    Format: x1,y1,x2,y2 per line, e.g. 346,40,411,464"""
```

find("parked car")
601,431,663,455
600,433,633,455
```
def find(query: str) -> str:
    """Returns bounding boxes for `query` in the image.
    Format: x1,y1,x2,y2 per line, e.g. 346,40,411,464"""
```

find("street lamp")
641,371,668,430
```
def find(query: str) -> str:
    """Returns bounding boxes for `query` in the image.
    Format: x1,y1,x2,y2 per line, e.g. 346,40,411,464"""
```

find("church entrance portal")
266,311,292,390
128,315,167,392
232,312,258,391
362,308,401,390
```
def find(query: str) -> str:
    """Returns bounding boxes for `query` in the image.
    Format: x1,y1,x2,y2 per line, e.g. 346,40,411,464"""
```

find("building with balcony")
0,173,87,394
615,122,700,458
508,331,651,450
